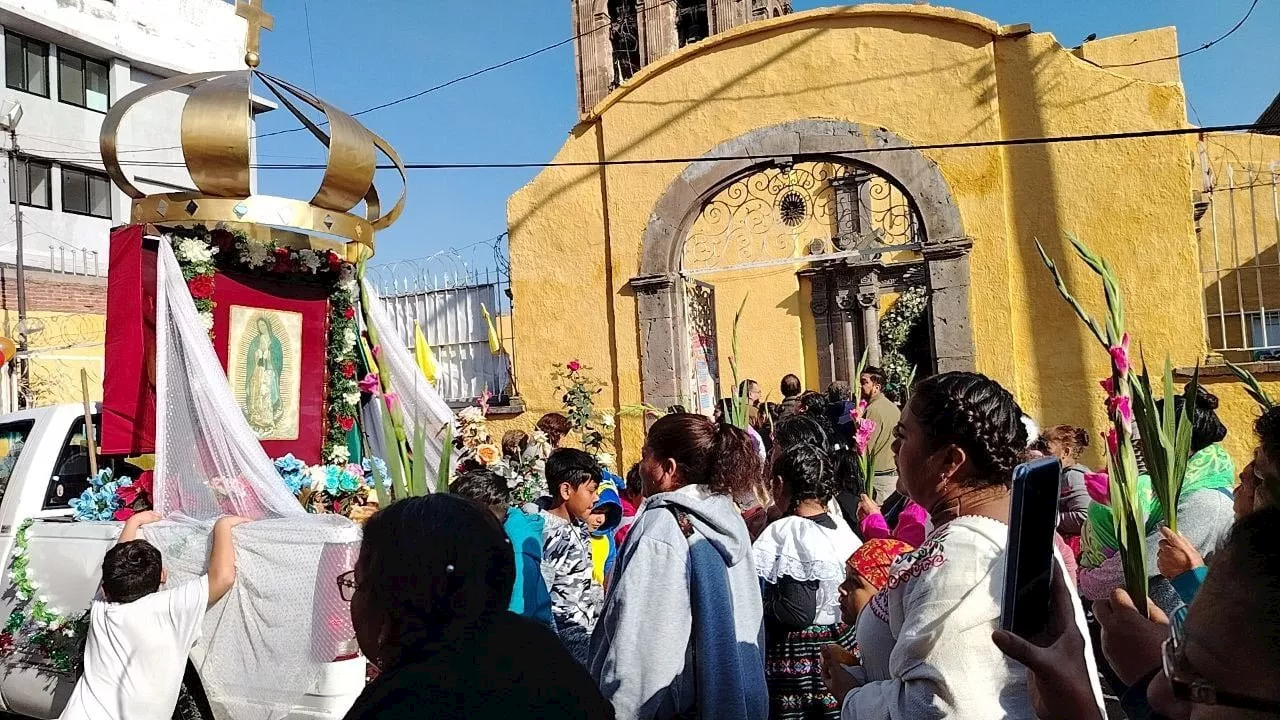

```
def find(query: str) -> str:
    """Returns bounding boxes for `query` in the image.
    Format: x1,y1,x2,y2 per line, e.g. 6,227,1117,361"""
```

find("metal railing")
1201,165,1280,360
365,237,517,405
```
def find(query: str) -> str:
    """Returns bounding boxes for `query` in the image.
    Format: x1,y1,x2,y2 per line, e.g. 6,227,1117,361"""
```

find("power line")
41,120,1280,171
150,0,683,147
302,0,321,95
1088,0,1260,69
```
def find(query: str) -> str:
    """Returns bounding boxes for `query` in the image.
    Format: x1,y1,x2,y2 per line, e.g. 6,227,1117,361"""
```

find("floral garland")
69,468,152,522
878,286,928,398
0,520,90,675
552,360,615,468
168,226,360,465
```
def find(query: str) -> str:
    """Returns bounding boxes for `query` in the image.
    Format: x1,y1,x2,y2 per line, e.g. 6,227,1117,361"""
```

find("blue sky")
253,0,1278,266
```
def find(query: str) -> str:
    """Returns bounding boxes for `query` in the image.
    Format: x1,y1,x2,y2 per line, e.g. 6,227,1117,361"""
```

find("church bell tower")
571,0,791,117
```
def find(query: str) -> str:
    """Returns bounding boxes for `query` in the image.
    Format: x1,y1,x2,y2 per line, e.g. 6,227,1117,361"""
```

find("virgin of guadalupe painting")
227,306,303,441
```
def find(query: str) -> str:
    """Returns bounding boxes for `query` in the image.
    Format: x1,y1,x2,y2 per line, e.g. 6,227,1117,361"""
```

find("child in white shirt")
60,511,248,720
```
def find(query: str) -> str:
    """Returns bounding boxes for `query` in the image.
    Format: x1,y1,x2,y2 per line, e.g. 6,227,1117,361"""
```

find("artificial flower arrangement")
449,394,552,504
1039,234,1199,613
552,360,615,468
274,453,389,523
69,468,153,522
169,225,360,468
0,519,91,675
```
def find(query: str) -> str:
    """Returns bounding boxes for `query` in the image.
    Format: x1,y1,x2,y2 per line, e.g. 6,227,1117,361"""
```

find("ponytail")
709,423,763,499
644,414,762,498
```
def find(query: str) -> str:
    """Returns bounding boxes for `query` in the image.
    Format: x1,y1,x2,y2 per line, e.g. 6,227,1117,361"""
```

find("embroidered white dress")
753,515,863,623
842,515,1104,720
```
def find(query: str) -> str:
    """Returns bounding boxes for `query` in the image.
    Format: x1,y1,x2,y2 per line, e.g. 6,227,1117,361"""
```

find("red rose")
341,360,356,378
343,306,355,320
338,416,355,432
187,275,215,299
328,253,343,272
272,248,292,273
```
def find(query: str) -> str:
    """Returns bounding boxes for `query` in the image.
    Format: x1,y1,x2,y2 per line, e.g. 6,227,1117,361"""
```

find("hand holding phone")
1001,456,1061,638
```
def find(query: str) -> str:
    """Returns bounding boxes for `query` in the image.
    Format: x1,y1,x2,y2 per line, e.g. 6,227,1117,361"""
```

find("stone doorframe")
630,119,975,411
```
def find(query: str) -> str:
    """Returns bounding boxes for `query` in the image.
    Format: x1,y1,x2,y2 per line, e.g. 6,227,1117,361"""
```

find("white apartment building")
0,0,248,275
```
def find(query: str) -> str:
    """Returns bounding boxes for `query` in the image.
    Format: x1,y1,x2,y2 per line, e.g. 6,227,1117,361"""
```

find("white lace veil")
360,277,453,489
141,239,361,720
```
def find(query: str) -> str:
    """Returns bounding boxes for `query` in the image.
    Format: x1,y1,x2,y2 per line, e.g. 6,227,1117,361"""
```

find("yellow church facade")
502,4,1280,469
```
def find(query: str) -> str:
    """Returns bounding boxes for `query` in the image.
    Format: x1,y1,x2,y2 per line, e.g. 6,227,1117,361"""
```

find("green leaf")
1224,359,1277,410
436,424,454,495
379,400,407,500
1035,239,1108,348
411,423,429,495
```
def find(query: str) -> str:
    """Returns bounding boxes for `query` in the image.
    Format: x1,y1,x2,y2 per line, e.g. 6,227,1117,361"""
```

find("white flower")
309,466,329,491
37,595,48,603
342,328,357,353
13,545,24,556
344,392,361,407
240,238,271,268
595,452,614,468
338,265,357,293
29,581,40,590
176,238,215,265
199,313,215,331
328,446,351,464
298,249,321,273
600,413,615,430
16,591,28,602
63,628,74,637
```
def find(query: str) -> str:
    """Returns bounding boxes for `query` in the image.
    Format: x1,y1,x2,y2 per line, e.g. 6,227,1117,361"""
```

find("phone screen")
1000,456,1061,638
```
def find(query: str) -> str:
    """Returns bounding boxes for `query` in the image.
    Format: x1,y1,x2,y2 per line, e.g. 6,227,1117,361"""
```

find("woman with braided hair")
821,372,1103,720
753,442,862,719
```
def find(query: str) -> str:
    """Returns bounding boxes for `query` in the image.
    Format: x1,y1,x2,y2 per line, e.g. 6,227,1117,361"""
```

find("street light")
1,100,29,408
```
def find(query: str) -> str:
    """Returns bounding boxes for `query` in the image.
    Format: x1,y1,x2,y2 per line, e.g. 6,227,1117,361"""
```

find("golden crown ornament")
99,0,405,261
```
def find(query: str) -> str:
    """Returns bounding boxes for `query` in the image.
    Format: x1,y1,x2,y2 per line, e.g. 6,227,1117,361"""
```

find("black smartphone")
1000,456,1062,638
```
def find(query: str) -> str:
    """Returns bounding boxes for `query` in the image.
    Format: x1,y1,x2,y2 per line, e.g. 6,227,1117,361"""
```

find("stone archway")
630,118,974,410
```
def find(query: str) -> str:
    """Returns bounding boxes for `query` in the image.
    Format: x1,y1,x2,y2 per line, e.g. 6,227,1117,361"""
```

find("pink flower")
1103,428,1118,457
1099,377,1115,395
567,360,581,372
358,373,381,394
384,391,399,414
1107,395,1134,425
1109,333,1131,375
371,344,382,360
113,508,137,521
854,418,877,455
1084,471,1111,505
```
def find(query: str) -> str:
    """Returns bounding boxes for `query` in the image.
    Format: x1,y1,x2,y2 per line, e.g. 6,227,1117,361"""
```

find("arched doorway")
631,119,974,412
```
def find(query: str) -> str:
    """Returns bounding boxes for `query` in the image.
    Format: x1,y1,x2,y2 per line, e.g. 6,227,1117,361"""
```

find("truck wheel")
172,662,214,720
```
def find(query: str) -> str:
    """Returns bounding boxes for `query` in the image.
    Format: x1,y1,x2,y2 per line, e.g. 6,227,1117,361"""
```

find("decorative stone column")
834,275,858,383
921,237,975,373
631,273,685,413
857,269,882,367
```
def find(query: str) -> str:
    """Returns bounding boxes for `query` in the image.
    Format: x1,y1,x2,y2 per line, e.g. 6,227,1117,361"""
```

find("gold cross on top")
236,0,274,68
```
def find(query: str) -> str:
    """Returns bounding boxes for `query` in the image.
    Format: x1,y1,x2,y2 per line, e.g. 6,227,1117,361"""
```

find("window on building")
609,0,641,86
57,49,109,112
5,32,49,97
676,0,709,47
61,166,112,218
1199,163,1280,362
11,157,52,209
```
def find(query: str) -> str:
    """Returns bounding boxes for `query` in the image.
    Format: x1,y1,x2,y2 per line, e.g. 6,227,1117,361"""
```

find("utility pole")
7,128,28,408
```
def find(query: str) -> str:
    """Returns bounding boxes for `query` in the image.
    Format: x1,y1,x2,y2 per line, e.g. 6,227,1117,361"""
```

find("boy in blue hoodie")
587,472,624,586
449,468,554,629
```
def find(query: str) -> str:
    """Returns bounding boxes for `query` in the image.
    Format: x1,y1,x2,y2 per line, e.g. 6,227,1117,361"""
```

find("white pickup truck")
0,404,365,719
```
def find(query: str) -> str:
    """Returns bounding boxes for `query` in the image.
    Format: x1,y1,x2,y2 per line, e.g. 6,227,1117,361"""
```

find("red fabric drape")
100,225,157,455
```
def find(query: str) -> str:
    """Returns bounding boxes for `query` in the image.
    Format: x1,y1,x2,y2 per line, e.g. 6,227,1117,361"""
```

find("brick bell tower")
571,0,792,117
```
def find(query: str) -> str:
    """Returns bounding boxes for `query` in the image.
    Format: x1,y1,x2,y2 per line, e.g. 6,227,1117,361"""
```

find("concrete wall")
506,4,1245,470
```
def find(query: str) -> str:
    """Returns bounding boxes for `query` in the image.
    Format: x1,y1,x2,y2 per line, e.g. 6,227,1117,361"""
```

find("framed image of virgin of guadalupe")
227,306,303,441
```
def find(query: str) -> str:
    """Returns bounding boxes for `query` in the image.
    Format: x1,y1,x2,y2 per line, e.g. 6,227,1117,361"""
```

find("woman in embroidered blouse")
754,442,862,720
820,372,1102,720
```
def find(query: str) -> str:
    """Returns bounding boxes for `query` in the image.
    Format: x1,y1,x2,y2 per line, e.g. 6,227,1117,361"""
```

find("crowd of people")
69,365,1280,720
